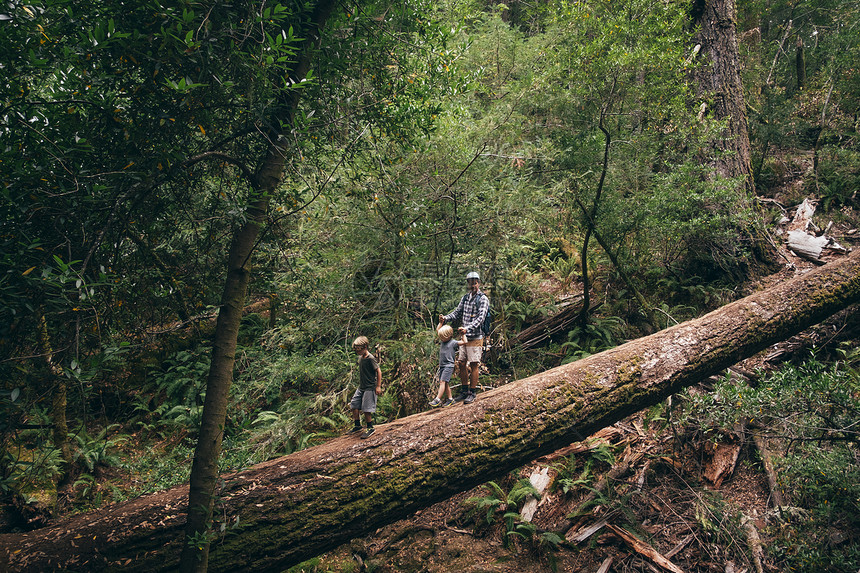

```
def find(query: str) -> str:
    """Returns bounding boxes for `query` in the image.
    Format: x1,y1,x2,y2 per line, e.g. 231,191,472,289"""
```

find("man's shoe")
361,426,375,439
441,398,455,407
348,425,363,434
429,398,442,407
453,392,467,402
463,391,476,404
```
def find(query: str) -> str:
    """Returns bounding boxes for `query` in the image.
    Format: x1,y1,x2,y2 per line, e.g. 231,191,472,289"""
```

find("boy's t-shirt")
438,339,459,369
358,353,380,390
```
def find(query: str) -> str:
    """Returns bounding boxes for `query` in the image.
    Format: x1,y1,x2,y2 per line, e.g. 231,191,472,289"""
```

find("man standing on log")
439,271,490,404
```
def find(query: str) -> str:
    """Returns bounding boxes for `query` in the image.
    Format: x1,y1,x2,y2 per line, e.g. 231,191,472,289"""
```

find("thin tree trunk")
813,77,835,179
177,1,338,570
35,310,72,484
178,197,268,572
577,115,611,327
574,196,658,331
4,250,859,573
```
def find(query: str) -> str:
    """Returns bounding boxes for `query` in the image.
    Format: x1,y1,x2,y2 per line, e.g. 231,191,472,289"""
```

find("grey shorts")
350,388,378,413
437,366,454,382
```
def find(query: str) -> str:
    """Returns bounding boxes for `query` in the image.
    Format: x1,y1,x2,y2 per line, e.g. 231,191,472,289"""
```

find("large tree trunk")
691,0,777,270
691,0,754,191
3,250,860,573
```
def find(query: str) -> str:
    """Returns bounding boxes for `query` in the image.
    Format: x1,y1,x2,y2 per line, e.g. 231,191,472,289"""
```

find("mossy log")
2,250,860,572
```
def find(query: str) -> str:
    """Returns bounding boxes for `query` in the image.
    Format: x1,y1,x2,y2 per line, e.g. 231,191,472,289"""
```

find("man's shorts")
350,388,378,413
458,337,483,363
437,365,455,382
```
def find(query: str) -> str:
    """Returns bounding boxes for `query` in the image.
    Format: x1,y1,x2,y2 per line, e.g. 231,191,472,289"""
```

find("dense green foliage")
1,0,859,568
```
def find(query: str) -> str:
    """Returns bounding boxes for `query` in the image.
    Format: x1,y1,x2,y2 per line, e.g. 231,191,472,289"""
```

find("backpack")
482,304,492,337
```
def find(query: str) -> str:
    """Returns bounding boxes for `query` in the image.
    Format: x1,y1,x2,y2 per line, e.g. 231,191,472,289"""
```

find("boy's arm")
375,365,382,394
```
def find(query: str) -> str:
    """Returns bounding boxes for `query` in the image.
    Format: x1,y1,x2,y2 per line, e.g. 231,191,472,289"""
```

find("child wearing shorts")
348,336,382,438
428,325,461,407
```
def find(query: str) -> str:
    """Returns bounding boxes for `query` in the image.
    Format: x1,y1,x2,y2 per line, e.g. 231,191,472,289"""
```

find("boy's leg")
348,388,365,432
348,408,363,433
440,380,454,406
430,382,443,406
362,411,375,438
360,389,377,438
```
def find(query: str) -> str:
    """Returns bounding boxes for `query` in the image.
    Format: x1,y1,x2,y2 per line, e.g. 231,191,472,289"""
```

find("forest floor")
312,410,774,573
303,204,860,573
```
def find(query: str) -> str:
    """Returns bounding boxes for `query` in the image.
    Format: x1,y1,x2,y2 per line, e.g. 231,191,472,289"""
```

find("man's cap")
466,271,480,281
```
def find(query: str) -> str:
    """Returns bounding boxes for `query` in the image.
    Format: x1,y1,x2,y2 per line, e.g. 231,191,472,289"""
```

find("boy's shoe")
441,398,455,407
428,398,442,407
348,425,363,434
463,391,476,404
361,426,375,439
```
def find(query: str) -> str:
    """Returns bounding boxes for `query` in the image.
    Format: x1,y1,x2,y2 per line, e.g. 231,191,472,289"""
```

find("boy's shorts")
350,388,378,413
437,366,454,383
458,337,483,363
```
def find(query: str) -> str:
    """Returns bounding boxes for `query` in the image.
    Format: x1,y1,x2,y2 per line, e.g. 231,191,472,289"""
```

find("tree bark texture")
692,0,754,192
178,1,338,570
179,198,266,572
2,250,859,572
795,36,806,91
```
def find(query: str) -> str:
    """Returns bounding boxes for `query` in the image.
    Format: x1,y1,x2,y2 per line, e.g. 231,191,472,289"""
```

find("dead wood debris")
749,429,786,508
702,423,744,488
605,523,687,573
515,407,774,572
509,295,586,349
741,514,766,573
779,197,850,264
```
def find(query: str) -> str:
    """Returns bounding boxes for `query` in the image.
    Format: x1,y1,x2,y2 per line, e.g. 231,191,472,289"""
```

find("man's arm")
441,296,466,325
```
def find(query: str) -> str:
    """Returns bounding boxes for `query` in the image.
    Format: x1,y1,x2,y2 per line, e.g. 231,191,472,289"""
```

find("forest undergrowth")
4,236,859,573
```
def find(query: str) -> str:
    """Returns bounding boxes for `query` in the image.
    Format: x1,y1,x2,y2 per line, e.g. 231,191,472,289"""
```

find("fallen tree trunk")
512,296,585,349
2,250,859,572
